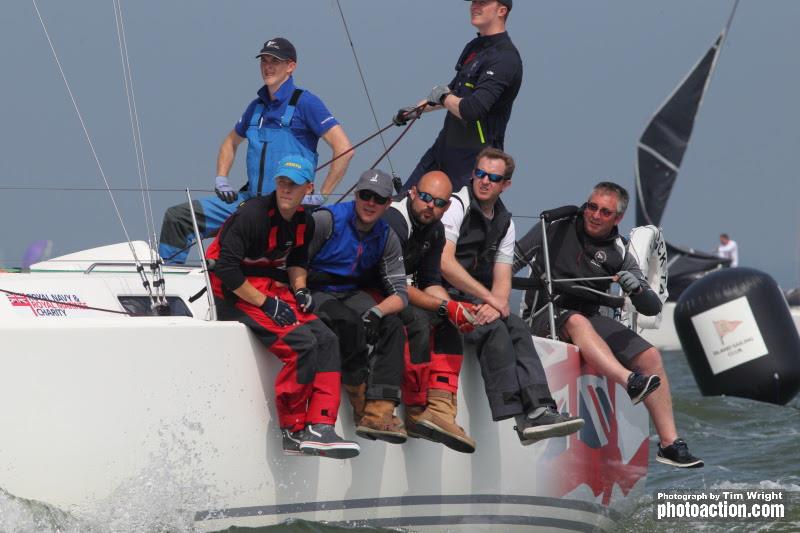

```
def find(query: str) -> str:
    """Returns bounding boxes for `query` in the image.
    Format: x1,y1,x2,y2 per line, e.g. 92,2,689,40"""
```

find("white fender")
621,225,668,330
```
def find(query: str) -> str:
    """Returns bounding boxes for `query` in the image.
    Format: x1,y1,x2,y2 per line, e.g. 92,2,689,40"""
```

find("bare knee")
631,347,664,373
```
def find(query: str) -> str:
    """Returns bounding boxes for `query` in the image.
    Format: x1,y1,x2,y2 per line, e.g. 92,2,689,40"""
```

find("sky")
1,0,798,288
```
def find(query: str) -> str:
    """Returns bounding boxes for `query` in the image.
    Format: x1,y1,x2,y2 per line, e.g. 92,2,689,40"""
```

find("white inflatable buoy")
621,225,668,330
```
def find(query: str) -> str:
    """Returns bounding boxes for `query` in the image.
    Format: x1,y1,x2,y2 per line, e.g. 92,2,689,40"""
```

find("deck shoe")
515,407,584,446
656,438,704,468
405,404,434,441
627,371,661,405
344,383,366,425
281,428,307,456
415,390,475,454
356,400,408,444
299,424,360,459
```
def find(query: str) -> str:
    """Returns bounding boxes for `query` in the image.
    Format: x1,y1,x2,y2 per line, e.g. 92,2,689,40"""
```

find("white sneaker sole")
299,442,361,460
656,455,704,468
521,418,585,443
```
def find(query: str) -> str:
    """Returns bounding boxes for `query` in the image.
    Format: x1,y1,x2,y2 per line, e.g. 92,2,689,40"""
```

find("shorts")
531,309,653,368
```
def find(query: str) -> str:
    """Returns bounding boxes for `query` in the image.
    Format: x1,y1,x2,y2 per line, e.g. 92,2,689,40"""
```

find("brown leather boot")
356,400,407,444
404,404,435,441
343,383,366,425
416,389,476,453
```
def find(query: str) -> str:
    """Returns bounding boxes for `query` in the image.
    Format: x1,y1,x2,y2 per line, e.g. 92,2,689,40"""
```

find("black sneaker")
281,428,307,456
657,438,704,468
515,408,584,446
627,371,661,405
300,424,361,459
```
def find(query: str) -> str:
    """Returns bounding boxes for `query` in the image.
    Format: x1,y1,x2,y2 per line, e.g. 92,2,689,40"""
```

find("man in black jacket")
384,170,479,453
397,0,522,192
514,181,704,468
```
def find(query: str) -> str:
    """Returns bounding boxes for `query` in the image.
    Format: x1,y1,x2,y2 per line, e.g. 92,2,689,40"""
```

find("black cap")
464,0,512,10
255,37,297,62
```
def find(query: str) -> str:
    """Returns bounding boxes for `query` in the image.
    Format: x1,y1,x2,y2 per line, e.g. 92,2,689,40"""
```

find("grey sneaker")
627,371,661,405
515,407,584,446
281,428,307,456
657,438,704,468
300,424,361,459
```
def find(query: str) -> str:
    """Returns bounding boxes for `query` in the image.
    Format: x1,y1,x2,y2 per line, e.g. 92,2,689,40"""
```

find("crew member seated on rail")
440,147,584,445
306,169,409,445
514,181,703,468
384,170,479,454
206,155,359,459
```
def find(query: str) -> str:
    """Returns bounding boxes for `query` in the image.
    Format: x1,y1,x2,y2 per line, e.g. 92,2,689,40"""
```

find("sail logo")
713,319,742,344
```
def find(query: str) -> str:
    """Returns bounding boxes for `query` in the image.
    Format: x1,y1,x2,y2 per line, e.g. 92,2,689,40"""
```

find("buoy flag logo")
713,319,743,344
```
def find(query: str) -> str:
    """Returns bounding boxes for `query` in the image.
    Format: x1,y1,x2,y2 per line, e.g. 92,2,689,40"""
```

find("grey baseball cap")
355,169,394,198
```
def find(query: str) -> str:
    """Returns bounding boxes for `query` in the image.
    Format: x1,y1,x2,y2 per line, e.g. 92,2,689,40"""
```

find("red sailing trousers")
212,275,341,432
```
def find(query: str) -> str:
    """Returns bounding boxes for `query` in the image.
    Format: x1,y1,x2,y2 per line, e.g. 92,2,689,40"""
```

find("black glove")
426,84,451,106
361,307,382,345
392,105,421,126
261,296,297,327
617,270,642,295
294,287,314,313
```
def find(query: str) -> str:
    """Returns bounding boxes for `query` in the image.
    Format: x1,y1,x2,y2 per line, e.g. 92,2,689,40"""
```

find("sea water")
1,351,798,532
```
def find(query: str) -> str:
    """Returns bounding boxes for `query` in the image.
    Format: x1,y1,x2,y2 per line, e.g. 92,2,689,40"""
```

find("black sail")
635,35,723,227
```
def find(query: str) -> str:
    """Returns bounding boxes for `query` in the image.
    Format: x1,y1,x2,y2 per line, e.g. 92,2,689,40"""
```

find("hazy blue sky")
1,1,798,287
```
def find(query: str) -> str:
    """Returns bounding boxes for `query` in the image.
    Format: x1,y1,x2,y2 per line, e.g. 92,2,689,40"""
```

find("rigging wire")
334,0,396,177
30,0,159,309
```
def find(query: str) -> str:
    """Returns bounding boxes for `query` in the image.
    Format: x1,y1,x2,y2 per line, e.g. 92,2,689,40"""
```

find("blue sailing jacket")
309,202,389,291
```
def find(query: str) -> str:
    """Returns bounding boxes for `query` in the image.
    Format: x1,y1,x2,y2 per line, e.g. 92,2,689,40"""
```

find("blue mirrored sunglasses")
416,190,449,208
473,168,506,183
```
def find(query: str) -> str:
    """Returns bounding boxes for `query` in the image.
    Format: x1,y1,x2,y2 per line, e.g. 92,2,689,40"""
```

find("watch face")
437,302,448,317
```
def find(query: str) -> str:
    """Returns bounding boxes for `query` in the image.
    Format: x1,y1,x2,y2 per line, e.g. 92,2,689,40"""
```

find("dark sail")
635,34,724,227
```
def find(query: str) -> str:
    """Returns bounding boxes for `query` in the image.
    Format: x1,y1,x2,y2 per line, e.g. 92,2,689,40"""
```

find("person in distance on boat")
383,170,479,454
159,37,354,264
205,155,359,460
514,181,704,468
717,233,739,267
306,170,409,445
440,147,584,445
396,0,522,192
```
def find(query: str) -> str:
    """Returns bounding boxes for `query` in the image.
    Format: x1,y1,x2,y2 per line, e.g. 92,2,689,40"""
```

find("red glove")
447,300,478,333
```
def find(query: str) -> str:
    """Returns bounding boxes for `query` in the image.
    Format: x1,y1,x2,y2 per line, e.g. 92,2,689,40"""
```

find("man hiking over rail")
514,181,703,468
384,170,479,453
397,0,522,192
160,37,353,264
440,147,583,445
206,155,359,459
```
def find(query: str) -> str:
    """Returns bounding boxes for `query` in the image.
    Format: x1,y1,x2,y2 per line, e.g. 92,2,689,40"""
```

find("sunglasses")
473,168,506,183
584,202,616,218
416,190,449,208
357,189,391,205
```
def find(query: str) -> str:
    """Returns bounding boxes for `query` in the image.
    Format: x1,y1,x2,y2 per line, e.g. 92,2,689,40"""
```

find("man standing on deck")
306,170,409,445
514,181,704,468
396,0,522,192
384,170,479,453
206,155,359,459
440,147,584,445
717,233,739,267
160,37,354,264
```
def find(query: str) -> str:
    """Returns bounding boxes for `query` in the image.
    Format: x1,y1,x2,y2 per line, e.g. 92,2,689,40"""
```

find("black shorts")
531,310,653,368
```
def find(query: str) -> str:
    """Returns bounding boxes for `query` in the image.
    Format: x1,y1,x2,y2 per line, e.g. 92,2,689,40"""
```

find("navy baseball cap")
464,0,512,10
256,37,297,61
275,155,314,185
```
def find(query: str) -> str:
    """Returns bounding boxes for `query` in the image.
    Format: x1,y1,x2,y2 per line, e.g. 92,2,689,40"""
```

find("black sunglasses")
357,189,391,205
473,168,506,183
416,190,449,208
584,202,616,218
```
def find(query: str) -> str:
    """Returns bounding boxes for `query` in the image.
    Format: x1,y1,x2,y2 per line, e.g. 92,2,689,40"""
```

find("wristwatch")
436,300,448,318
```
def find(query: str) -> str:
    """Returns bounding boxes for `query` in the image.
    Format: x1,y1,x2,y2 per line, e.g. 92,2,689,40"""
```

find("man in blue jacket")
160,37,353,264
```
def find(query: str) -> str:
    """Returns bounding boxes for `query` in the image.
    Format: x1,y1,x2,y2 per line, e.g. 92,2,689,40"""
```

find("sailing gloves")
214,176,238,204
261,296,297,327
446,300,479,333
393,105,421,126
361,307,383,345
617,270,642,295
294,287,314,313
426,85,451,106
